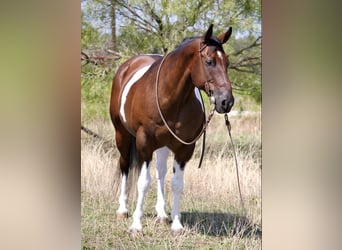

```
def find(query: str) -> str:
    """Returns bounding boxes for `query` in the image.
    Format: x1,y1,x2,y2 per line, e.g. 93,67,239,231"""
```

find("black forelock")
205,36,224,51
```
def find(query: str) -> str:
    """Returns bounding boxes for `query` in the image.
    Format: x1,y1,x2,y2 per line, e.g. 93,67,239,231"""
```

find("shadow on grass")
181,211,261,239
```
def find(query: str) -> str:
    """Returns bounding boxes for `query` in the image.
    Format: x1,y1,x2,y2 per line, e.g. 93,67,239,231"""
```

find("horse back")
110,54,162,127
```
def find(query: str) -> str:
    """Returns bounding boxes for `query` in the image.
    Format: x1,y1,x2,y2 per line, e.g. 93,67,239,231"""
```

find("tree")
116,0,261,102
110,0,116,51
81,0,262,108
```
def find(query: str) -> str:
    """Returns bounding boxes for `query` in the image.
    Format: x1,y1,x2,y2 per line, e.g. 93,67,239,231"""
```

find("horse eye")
205,59,215,66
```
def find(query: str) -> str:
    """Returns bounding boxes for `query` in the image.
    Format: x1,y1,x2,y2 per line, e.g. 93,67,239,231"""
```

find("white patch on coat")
194,87,205,111
120,65,151,122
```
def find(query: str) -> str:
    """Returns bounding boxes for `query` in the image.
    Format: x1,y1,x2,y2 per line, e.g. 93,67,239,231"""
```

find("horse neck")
158,41,199,107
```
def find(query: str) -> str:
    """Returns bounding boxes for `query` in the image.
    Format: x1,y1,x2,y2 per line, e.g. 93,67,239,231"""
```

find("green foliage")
81,0,261,120
82,12,100,49
81,63,115,121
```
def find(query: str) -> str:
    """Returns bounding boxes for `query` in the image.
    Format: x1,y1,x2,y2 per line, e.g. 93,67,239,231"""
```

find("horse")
109,24,234,234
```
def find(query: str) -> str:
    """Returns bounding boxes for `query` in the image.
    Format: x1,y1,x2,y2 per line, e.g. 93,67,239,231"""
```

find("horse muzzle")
214,93,234,114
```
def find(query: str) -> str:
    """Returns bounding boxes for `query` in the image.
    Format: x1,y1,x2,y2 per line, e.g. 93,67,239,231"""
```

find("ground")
81,112,261,249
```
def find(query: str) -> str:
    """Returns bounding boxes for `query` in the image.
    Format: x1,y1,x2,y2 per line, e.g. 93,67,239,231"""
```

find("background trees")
81,0,261,120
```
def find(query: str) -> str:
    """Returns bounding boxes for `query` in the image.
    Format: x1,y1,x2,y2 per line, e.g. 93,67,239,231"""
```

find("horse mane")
175,35,223,51
174,36,200,50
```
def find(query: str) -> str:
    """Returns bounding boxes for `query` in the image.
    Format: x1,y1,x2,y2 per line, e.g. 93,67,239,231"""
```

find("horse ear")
203,24,214,42
218,27,232,44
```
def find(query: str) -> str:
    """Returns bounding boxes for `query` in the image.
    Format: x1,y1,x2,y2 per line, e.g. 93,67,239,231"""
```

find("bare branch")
230,66,258,74
233,36,261,56
230,57,261,74
115,0,158,31
143,0,163,33
81,51,121,66
232,84,260,92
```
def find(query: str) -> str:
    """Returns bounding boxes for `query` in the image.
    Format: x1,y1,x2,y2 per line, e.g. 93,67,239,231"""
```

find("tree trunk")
110,0,116,51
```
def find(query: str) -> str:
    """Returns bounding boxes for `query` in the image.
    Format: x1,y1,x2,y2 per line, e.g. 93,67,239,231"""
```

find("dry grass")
81,112,261,249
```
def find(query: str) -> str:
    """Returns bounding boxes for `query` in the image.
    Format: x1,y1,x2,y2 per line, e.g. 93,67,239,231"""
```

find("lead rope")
224,114,246,215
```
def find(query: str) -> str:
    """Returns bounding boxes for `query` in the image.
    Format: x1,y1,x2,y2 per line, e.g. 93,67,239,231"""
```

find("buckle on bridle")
204,80,214,95
204,80,216,105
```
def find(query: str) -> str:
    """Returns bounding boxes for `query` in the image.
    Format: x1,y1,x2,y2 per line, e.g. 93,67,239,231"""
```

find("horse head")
192,24,234,113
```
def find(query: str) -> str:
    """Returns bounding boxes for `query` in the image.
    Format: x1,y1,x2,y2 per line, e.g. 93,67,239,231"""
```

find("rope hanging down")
224,114,246,214
81,125,103,140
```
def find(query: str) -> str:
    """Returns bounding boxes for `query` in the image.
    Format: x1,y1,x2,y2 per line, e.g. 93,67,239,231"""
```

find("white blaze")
120,65,151,122
217,51,223,60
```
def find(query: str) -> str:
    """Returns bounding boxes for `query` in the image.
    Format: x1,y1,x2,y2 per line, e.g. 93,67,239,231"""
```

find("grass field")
81,111,261,249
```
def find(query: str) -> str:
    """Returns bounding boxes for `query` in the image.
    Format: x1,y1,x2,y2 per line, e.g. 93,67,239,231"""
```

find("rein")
224,114,246,214
155,53,215,146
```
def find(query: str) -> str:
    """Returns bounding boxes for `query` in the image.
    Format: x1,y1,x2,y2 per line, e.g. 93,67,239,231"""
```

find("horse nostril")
221,99,228,109
221,97,234,112
228,98,234,109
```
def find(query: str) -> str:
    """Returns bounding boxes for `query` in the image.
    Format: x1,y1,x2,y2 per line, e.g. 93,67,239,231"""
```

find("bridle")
155,40,216,145
199,40,223,103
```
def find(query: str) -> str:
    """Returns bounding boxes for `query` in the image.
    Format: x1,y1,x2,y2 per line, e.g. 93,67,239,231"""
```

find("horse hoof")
116,212,128,219
157,217,170,225
129,228,144,237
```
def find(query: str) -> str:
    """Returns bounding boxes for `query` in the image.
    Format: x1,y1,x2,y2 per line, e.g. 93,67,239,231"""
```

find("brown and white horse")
110,24,234,234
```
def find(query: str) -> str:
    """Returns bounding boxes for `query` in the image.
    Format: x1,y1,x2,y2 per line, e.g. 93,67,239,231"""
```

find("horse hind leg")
115,128,135,219
116,158,129,219
129,128,156,234
155,147,170,224
129,161,151,234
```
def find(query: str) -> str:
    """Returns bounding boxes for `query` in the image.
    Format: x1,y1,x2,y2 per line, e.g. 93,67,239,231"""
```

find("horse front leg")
129,161,151,234
155,146,170,224
171,160,185,232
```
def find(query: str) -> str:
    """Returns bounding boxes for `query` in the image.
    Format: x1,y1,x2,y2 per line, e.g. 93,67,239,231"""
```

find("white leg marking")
194,87,205,111
155,147,170,219
120,65,151,122
117,174,128,215
171,160,184,231
130,162,151,231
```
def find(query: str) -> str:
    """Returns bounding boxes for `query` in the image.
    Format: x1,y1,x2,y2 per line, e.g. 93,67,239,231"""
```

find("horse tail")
129,136,138,170
126,136,140,201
